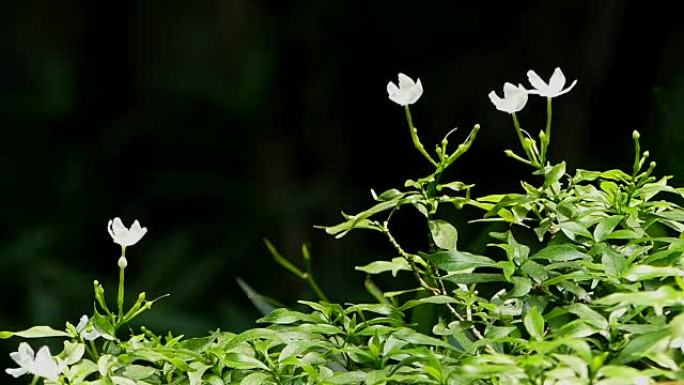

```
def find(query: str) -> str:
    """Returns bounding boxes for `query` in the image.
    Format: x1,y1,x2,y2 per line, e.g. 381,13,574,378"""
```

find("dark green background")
2,0,684,362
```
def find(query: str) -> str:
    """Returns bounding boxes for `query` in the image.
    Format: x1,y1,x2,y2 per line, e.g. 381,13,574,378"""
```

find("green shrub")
4,68,684,384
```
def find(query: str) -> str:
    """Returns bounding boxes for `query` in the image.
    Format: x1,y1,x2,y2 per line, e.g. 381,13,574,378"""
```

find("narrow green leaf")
355,257,411,276
623,264,684,281
0,326,70,339
524,307,545,341
424,250,496,272
442,273,506,284
531,244,591,262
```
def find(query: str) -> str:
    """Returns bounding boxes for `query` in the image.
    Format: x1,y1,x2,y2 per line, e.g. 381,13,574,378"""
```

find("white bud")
117,256,128,269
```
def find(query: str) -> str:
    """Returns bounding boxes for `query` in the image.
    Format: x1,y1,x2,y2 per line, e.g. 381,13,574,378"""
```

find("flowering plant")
4,68,684,385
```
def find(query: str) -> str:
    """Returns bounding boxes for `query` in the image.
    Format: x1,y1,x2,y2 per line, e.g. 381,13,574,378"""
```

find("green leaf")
497,260,515,280
374,188,404,201
531,245,591,262
241,373,272,385
510,277,532,297
593,215,624,242
524,307,545,341
121,365,158,380
623,264,684,281
424,250,496,272
559,221,593,241
605,229,642,240
356,257,411,277
91,310,116,339
522,260,548,283
399,295,458,310
0,326,70,339
600,246,626,277
542,161,566,187
224,353,269,370
614,329,671,364
573,169,602,183
565,304,608,331
428,220,458,251
236,277,281,316
224,328,284,350
600,169,632,182
442,273,506,284
257,308,321,325
595,286,684,315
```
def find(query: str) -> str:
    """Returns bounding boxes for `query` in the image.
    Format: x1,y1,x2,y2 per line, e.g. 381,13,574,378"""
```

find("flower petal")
76,315,88,333
387,81,405,105
557,79,578,96
397,73,415,90
502,82,518,98
549,67,566,93
34,346,60,381
5,367,29,378
112,217,126,235
386,81,399,97
18,342,34,361
488,90,503,108
107,219,115,239
526,70,548,93
407,79,423,104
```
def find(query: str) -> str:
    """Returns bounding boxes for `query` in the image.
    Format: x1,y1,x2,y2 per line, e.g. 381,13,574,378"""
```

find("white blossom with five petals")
5,343,62,381
386,73,423,106
526,67,577,98
488,83,528,114
107,217,147,248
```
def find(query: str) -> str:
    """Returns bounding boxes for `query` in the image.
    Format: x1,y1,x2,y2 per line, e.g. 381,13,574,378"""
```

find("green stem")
117,263,125,320
444,124,480,168
541,97,552,165
89,339,99,357
511,112,528,157
306,274,329,303
405,105,438,167
512,113,538,167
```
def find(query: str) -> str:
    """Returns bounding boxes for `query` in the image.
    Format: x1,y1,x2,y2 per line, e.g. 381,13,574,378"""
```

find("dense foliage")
4,69,684,384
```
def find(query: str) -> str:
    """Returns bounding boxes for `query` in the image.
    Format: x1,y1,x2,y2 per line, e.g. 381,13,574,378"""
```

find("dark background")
2,0,684,361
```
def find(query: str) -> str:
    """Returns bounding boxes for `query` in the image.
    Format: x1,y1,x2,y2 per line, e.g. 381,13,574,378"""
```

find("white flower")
488,83,528,113
526,67,577,98
386,73,423,106
76,315,103,341
107,217,147,247
6,343,61,381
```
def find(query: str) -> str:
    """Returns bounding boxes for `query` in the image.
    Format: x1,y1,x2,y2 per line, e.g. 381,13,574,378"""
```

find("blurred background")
2,0,684,359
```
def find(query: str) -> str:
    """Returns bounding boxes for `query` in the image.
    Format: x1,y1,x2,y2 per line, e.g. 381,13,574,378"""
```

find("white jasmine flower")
386,73,423,106
107,217,147,248
6,343,61,381
526,67,577,98
488,83,528,113
76,315,103,341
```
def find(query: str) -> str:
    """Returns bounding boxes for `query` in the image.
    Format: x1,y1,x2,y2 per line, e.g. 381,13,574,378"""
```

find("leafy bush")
4,68,684,384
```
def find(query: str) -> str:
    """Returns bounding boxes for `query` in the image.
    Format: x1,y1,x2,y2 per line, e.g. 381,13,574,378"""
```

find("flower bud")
117,256,128,269
633,130,640,140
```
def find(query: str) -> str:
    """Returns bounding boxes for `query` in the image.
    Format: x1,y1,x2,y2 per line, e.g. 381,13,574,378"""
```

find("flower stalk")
405,105,438,167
